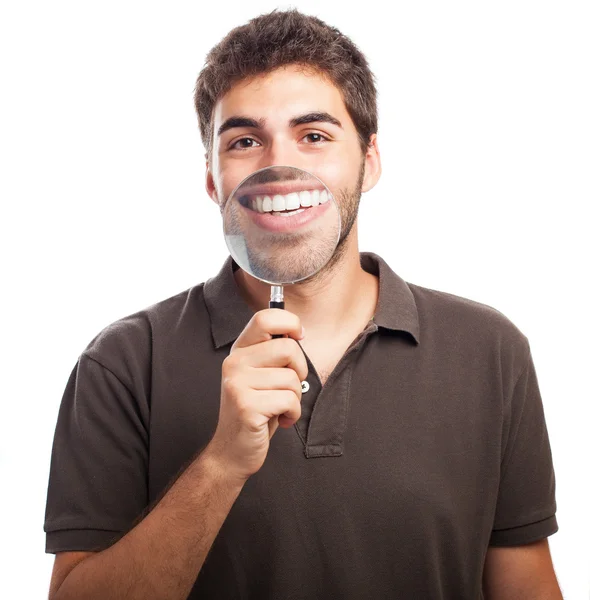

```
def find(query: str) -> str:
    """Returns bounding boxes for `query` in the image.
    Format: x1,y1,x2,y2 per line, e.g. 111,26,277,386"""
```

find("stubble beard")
293,160,366,288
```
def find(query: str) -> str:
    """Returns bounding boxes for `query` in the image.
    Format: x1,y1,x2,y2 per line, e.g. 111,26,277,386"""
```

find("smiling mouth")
238,188,332,215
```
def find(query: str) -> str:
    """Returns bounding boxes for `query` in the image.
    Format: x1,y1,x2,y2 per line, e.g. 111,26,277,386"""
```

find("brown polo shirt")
44,251,558,599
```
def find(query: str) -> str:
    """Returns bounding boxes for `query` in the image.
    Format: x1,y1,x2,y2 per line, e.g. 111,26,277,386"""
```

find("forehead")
212,65,352,129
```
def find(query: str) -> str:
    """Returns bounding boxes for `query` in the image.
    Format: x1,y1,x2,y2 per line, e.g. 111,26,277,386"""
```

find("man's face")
205,64,380,261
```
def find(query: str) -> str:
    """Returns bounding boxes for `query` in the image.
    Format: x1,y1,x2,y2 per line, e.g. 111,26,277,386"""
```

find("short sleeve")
489,348,559,546
44,352,149,553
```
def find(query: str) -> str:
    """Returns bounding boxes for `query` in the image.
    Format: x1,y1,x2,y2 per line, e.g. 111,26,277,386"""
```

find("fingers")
235,338,308,382
243,367,304,398
232,309,305,350
252,389,302,425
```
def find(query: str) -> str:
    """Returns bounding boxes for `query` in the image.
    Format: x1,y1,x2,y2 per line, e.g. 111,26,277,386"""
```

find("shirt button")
301,380,310,393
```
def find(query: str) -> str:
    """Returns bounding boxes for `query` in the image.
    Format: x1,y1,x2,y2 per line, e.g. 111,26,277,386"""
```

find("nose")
260,138,299,169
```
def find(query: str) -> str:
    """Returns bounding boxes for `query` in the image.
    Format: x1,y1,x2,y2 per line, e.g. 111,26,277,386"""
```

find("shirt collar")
203,251,420,349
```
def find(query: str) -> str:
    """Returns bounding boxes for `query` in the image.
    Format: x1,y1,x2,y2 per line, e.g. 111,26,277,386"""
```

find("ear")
205,159,220,206
361,133,382,193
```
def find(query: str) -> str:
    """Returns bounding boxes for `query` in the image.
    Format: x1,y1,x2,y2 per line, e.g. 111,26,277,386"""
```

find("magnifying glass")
222,165,341,339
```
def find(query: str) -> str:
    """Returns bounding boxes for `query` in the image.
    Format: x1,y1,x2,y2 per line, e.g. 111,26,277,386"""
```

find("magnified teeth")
285,193,300,210
248,189,328,213
272,195,286,212
262,196,272,212
299,190,312,207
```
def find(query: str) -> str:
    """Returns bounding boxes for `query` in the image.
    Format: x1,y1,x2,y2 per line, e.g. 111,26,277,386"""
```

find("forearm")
54,449,245,600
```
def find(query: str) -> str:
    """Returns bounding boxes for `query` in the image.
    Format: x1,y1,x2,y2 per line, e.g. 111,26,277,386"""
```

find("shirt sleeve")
44,351,149,553
488,347,559,546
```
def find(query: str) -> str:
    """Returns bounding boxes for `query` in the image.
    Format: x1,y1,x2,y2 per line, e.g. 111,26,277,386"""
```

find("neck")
233,225,379,336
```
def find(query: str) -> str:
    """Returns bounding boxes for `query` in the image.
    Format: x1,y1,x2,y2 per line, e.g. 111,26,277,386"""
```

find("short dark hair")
194,8,378,159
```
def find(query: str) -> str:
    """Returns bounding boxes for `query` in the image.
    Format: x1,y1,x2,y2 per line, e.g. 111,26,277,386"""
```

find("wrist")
199,446,249,491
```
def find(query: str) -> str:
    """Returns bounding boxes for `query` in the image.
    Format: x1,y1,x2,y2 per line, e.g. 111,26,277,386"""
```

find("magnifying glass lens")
222,166,341,285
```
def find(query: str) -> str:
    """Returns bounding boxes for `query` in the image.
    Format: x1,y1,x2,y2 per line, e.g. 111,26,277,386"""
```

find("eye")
229,137,261,151
303,132,328,144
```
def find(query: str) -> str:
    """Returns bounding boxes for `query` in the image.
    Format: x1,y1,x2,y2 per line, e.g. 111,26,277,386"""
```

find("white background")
1,0,588,597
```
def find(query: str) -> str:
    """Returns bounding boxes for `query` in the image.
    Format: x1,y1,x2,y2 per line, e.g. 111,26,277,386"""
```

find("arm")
52,448,245,600
482,538,563,600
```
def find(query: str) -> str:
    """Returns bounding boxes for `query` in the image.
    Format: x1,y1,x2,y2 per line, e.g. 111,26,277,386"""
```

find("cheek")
216,170,250,205
213,149,253,201
314,155,362,196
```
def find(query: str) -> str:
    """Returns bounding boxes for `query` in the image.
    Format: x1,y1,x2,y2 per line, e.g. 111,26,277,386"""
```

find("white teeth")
262,196,273,212
285,192,300,210
272,195,286,212
247,189,328,213
299,190,312,207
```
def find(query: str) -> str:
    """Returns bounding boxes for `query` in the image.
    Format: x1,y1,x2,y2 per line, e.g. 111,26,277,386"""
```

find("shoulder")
407,281,531,373
81,283,206,379
408,281,522,331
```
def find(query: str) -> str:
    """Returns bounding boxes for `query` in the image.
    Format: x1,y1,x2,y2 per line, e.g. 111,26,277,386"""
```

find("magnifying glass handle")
269,284,307,394
269,285,284,339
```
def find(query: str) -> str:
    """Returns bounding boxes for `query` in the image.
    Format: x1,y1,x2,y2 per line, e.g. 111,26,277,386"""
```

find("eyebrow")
216,111,343,137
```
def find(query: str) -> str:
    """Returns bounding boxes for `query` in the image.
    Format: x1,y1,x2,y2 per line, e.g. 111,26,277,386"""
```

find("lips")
238,181,325,197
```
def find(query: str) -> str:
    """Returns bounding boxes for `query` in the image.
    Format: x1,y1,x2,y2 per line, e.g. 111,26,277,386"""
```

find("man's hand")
205,308,308,484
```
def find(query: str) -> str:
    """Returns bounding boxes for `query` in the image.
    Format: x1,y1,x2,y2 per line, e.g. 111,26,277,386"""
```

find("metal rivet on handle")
301,380,310,393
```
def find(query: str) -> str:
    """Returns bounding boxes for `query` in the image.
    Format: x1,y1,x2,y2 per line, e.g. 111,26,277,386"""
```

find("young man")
44,9,562,599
